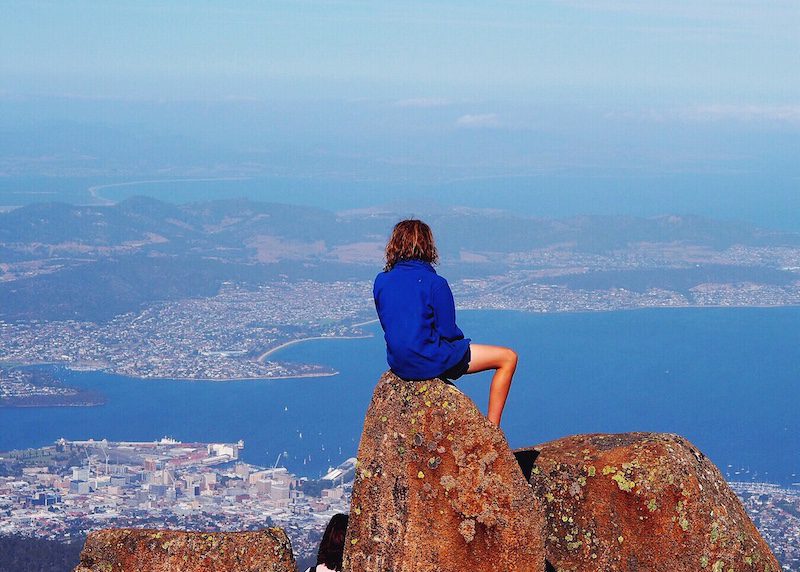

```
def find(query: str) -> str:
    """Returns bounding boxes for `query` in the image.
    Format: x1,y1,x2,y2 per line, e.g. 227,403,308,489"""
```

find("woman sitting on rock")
373,218,518,426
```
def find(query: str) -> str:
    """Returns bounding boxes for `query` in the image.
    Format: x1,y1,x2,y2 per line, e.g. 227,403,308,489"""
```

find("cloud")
455,113,501,128
394,97,452,108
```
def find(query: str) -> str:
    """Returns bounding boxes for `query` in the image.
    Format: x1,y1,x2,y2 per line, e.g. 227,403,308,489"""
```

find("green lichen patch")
611,471,635,492
710,521,720,543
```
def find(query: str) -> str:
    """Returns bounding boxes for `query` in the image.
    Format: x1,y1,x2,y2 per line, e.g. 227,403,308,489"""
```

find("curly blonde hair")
383,219,439,271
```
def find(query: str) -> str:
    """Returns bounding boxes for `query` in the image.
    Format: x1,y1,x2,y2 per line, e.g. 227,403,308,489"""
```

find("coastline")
350,318,380,328
256,334,373,361
456,302,800,317
1,400,105,409
4,305,797,383
87,177,251,205
0,360,339,383
158,371,339,382
3,308,799,487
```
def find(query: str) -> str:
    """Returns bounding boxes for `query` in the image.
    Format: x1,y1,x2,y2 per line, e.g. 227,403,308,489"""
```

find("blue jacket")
373,259,470,380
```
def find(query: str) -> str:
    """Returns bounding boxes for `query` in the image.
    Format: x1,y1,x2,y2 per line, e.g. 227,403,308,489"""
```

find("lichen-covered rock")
344,371,545,572
73,527,296,572
519,433,780,572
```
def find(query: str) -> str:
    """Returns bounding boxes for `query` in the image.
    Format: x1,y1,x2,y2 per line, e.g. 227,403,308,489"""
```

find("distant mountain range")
1,197,799,322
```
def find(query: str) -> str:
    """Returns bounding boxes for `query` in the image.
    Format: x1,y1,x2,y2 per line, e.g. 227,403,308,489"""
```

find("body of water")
2,173,800,232
2,308,798,484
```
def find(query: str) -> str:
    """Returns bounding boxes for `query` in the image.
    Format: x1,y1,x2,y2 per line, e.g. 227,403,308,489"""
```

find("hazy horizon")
2,1,799,230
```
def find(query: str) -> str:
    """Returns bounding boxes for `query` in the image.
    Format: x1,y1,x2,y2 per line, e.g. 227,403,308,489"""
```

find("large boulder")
518,433,780,572
344,371,545,572
73,528,296,572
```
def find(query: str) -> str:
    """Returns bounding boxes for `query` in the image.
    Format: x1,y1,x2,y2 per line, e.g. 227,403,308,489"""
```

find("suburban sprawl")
0,439,354,563
2,241,800,393
0,280,374,392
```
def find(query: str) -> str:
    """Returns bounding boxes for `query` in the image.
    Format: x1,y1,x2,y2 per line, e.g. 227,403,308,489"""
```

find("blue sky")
3,0,798,103
1,1,798,225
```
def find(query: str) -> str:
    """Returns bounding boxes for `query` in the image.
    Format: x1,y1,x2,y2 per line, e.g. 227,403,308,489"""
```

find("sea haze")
2,308,798,485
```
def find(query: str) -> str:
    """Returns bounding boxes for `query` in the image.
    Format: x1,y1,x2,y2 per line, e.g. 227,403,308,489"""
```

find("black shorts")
439,346,471,381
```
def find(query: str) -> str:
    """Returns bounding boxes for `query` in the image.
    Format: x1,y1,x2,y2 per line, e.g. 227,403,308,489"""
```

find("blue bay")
1,308,798,484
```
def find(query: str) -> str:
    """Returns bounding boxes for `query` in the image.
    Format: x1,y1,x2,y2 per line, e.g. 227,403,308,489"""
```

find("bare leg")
466,343,518,426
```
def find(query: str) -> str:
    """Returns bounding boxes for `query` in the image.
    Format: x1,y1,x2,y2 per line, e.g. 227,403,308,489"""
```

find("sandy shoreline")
87,177,250,205
256,334,373,361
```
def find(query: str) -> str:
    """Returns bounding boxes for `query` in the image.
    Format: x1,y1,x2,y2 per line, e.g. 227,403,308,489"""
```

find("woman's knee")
502,347,518,369
467,344,517,373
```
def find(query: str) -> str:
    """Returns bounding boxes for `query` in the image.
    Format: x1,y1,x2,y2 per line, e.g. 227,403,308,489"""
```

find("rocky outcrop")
73,528,295,572
343,371,545,572
69,385,780,572
519,433,780,572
